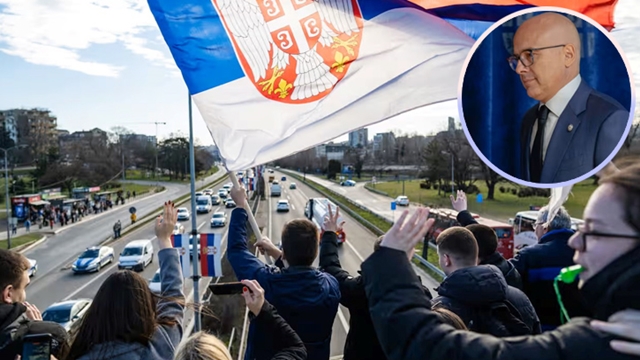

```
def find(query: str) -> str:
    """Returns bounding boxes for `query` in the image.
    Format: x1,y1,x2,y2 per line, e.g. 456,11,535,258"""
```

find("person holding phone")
66,201,184,360
0,249,68,359
176,280,306,360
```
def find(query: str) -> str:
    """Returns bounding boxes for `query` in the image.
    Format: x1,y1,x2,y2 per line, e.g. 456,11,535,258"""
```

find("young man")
0,249,68,358
433,227,540,336
227,184,340,360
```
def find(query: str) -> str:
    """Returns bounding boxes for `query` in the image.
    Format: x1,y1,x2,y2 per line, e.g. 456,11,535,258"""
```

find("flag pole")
228,171,273,265
188,93,202,332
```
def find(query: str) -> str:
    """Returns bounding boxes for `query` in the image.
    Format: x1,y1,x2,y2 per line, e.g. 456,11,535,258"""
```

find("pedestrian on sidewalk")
113,221,121,239
11,223,16,235
24,219,30,233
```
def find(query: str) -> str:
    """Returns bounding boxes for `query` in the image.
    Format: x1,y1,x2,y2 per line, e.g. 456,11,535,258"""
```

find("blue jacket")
509,229,589,330
227,208,340,360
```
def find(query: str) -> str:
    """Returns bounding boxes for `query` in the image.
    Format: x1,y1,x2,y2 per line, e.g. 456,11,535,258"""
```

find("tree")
195,148,216,173
158,137,189,180
479,161,502,200
327,160,341,180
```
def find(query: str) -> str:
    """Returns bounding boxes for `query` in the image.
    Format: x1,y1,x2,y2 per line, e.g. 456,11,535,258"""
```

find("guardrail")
363,184,389,197
281,169,446,279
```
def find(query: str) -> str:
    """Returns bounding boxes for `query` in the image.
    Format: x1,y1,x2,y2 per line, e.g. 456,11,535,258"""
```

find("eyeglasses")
572,228,640,252
507,44,566,71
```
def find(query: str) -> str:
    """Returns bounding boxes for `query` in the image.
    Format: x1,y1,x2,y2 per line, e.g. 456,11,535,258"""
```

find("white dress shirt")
530,74,582,161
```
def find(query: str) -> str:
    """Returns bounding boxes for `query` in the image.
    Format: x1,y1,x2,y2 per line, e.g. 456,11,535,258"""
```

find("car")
289,183,296,189
195,192,203,197
223,183,232,191
341,180,356,186
211,194,221,205
277,200,290,212
210,211,228,228
225,199,237,208
177,207,190,220
173,224,185,235
281,176,287,181
203,189,213,196
118,239,154,271
27,258,37,277
218,189,228,199
42,299,92,332
148,269,161,294
395,195,410,206
72,246,115,273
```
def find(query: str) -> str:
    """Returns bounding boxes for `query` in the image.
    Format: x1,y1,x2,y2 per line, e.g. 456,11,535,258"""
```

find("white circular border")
456,6,637,189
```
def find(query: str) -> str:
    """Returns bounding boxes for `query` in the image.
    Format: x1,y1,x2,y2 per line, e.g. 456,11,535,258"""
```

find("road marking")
287,195,290,200
291,204,295,211
337,307,350,333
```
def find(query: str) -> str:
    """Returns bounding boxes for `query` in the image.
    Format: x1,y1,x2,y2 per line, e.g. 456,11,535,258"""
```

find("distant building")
373,132,396,155
59,128,109,161
120,133,156,144
315,144,326,158
325,144,346,161
0,108,58,157
348,128,368,148
448,117,456,132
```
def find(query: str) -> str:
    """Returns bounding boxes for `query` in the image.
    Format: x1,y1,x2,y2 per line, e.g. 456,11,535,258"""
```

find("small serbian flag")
171,234,192,278
199,233,222,277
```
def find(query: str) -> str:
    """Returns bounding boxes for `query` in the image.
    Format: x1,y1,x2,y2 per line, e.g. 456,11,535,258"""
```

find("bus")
426,208,515,259
304,198,346,245
509,210,584,252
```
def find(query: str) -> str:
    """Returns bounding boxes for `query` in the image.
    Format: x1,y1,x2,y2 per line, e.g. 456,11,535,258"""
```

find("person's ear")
2,285,13,303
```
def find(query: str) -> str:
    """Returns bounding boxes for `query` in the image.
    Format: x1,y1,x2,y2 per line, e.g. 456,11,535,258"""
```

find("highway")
267,171,439,357
28,173,228,312
23,170,224,289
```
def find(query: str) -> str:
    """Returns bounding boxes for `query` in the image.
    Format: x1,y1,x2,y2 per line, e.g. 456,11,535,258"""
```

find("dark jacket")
432,265,540,336
457,210,523,289
250,301,307,360
362,245,640,360
319,230,431,360
75,248,185,360
227,208,340,360
0,303,69,359
509,228,590,331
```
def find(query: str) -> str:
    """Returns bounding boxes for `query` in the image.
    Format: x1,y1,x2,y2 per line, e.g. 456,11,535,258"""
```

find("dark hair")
0,249,30,294
432,304,468,330
66,270,179,359
436,227,478,266
466,224,498,261
281,219,319,266
599,160,640,235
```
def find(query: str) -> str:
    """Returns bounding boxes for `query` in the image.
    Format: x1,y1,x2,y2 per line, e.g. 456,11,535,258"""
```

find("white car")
42,299,92,332
72,246,115,273
27,258,37,277
173,224,185,235
277,200,290,212
177,207,190,221
395,195,410,206
218,189,228,199
203,189,213,196
148,269,161,294
211,212,228,228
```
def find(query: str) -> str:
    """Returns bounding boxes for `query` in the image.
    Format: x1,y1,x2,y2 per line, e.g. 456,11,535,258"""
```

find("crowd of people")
1,162,640,360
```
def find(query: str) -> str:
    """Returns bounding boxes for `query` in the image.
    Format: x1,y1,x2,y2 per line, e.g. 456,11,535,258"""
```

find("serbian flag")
199,233,222,277
170,234,192,278
147,0,475,171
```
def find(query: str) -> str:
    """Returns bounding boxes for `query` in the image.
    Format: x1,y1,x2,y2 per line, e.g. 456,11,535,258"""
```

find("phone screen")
22,335,51,360
209,282,246,295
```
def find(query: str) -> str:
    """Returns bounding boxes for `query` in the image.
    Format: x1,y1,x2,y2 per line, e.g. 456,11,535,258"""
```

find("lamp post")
2,145,23,249
154,122,166,179
441,150,455,195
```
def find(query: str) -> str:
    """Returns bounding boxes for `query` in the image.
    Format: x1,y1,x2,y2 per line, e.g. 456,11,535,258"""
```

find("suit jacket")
520,80,628,183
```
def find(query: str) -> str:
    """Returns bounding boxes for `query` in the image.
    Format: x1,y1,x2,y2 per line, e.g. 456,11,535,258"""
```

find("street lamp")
1,145,26,249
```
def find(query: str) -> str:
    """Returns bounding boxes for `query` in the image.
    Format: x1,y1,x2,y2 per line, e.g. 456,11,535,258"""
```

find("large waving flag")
148,0,474,171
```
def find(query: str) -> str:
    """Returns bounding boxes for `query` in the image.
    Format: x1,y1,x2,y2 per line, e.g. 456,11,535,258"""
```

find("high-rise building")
373,132,396,154
448,117,456,132
348,128,368,148
0,108,58,156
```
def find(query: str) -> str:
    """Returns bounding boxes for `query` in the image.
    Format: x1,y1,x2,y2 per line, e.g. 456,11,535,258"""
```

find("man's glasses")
507,44,566,71
572,227,640,252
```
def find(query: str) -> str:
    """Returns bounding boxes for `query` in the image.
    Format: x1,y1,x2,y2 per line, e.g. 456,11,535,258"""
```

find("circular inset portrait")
458,7,635,188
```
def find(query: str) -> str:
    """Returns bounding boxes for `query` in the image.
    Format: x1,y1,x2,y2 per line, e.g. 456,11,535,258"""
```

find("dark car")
281,176,286,181
42,299,92,332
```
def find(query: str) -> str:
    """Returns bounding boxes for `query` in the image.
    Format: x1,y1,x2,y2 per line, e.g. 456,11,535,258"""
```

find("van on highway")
196,195,212,213
270,182,281,197
118,239,154,271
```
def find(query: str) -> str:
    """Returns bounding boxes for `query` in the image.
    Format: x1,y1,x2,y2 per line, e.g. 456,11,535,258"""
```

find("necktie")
530,105,549,182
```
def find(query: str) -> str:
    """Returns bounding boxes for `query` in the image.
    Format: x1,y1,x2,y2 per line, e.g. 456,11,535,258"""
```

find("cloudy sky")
0,0,637,146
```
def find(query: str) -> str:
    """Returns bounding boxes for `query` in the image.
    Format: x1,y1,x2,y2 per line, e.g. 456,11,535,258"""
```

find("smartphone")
209,282,247,295
22,333,52,360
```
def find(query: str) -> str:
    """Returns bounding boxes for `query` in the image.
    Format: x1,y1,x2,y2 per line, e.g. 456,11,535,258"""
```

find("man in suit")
510,12,628,183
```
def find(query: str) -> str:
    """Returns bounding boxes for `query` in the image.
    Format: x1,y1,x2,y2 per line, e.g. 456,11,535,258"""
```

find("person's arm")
255,301,307,360
227,208,274,282
450,191,477,226
362,247,621,360
153,202,185,349
595,109,628,165
508,247,529,278
319,230,363,308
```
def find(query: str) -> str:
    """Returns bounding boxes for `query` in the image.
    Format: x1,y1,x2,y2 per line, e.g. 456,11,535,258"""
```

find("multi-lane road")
27,171,226,311
27,168,438,359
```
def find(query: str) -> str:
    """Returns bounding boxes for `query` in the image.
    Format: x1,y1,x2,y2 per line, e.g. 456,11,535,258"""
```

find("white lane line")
337,307,350,333
291,204,295,211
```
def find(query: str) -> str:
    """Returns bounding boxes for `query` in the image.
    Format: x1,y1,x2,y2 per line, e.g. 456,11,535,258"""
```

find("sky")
0,0,638,146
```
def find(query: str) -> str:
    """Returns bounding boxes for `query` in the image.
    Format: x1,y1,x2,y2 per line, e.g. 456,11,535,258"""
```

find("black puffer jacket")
362,245,640,360
0,302,69,359
432,265,540,336
250,300,307,360
319,231,432,360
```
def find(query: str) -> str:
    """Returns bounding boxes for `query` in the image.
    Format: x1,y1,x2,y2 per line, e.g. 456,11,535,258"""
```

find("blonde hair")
174,331,232,360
